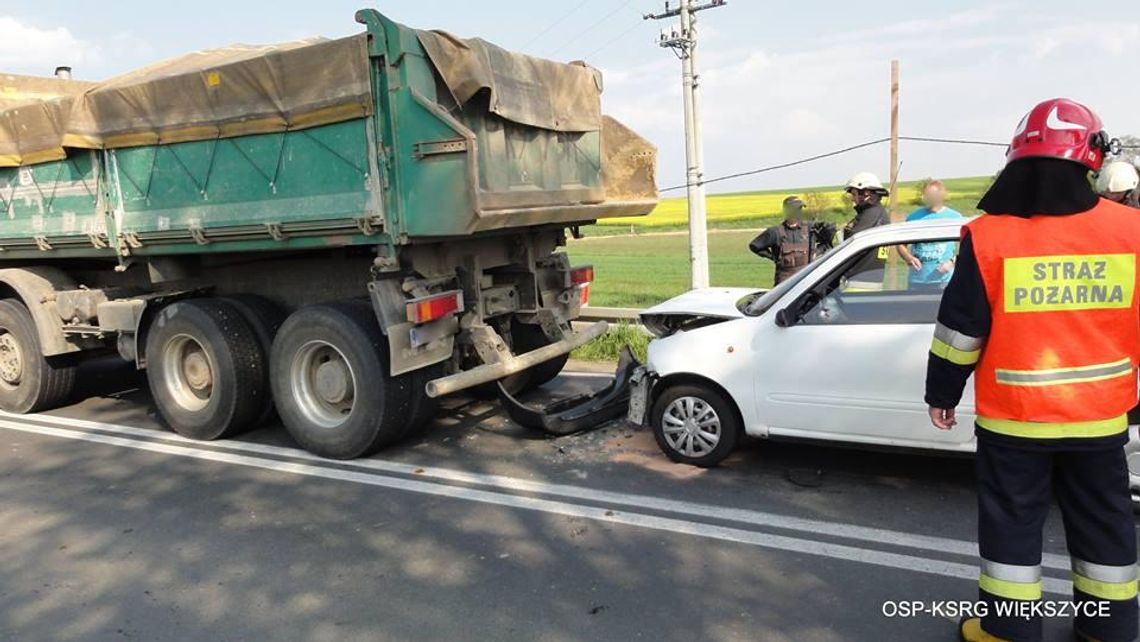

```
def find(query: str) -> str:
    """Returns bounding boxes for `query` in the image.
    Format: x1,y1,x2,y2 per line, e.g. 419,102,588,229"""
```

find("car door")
753,236,975,448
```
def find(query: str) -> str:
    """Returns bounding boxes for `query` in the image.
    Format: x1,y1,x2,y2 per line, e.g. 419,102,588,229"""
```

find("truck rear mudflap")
497,346,640,436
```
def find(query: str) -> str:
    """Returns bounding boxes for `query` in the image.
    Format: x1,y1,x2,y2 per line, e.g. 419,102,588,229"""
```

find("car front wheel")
650,383,740,467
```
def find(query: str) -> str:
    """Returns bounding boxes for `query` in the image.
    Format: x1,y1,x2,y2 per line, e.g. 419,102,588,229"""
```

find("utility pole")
889,59,900,221
645,0,726,290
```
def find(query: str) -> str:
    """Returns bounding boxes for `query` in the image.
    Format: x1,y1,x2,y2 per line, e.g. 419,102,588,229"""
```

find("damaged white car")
628,220,1140,502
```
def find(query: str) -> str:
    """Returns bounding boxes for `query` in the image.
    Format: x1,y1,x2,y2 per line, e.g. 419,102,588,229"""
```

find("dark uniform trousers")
976,430,1138,641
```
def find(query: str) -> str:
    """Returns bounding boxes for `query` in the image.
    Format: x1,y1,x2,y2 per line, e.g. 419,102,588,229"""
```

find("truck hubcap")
662,396,721,457
183,351,212,391
315,360,351,404
0,332,22,385
161,335,213,411
292,341,355,428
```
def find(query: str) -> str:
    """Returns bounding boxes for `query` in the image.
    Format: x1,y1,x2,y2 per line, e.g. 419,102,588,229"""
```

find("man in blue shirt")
899,180,964,290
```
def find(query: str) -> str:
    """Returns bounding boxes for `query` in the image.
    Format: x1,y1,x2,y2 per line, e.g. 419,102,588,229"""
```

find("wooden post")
889,59,900,221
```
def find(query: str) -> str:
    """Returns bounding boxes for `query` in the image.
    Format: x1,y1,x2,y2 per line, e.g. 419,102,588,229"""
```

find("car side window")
798,239,960,325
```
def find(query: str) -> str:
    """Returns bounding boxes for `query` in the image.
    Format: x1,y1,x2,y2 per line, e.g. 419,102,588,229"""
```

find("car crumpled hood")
642,287,759,320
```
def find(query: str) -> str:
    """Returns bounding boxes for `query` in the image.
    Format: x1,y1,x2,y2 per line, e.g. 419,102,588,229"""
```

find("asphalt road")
0,357,1114,641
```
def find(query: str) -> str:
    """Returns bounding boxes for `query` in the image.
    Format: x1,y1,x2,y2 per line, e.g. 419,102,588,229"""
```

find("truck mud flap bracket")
497,346,639,437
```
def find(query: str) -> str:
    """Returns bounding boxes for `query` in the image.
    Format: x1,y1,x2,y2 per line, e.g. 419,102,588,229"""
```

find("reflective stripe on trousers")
980,559,1043,601
1072,558,1139,602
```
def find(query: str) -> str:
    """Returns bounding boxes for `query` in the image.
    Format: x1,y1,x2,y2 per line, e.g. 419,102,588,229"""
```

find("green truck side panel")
367,10,608,239
0,9,647,261
111,118,386,254
0,152,114,257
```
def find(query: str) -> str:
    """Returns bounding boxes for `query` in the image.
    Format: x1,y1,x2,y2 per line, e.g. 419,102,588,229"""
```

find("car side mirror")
775,307,795,327
776,290,824,327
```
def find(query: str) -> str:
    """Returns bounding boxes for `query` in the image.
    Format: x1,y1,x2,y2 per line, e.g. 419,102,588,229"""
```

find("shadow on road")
0,360,1000,640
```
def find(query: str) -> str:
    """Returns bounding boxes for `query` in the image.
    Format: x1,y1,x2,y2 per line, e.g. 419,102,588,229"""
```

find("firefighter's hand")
928,406,957,431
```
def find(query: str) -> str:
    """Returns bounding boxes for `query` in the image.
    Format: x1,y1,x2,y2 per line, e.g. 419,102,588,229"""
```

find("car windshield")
741,239,850,317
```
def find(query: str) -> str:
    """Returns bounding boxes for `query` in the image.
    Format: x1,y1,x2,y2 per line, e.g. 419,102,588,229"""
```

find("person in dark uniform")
842,172,891,289
749,196,813,285
926,98,1139,642
843,171,891,237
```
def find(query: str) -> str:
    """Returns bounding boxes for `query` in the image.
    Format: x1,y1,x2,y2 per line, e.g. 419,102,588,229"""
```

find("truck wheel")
145,298,266,440
650,383,740,468
271,301,411,459
512,320,569,390
220,294,286,426
0,298,76,413
403,362,444,439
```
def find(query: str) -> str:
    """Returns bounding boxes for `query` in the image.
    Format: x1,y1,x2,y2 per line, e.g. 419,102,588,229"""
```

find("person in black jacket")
843,171,890,238
842,172,891,289
748,196,812,285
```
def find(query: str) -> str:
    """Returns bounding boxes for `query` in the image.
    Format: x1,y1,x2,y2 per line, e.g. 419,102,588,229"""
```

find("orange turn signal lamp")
406,290,464,325
569,265,594,286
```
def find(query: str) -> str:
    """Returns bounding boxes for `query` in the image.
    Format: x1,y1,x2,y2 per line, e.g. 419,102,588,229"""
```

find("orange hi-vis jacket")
967,199,1140,438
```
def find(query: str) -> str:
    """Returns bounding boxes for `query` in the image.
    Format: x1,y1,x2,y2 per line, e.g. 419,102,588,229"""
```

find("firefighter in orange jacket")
926,98,1139,642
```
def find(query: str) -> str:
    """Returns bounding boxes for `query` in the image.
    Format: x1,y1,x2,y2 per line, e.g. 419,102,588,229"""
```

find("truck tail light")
579,284,590,306
569,266,594,286
406,290,464,325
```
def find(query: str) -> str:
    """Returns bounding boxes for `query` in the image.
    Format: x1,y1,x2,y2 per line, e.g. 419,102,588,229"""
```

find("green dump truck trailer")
0,9,656,458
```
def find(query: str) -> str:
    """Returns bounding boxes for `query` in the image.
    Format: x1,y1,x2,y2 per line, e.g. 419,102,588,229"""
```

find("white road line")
9,409,1073,572
0,417,1072,596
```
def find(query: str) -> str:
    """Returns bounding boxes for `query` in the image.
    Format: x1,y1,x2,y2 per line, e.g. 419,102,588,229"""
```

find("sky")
1,1,1137,195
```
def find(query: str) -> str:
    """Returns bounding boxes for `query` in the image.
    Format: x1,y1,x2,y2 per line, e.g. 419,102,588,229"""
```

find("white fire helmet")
845,172,887,193
1096,161,1140,194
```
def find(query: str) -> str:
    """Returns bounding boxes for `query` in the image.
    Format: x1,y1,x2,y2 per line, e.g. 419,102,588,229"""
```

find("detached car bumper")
626,365,655,427
498,346,642,436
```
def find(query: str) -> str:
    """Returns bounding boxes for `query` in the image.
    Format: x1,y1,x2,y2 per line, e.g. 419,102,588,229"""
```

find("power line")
902,135,1007,148
659,135,1010,192
582,14,646,60
520,0,594,50
546,0,635,58
660,138,890,192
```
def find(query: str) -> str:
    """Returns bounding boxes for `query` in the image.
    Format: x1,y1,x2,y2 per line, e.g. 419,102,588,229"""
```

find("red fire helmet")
1006,98,1112,170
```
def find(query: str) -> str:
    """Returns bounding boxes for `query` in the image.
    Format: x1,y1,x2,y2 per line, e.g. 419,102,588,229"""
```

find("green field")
567,230,768,308
592,175,990,234
567,176,989,308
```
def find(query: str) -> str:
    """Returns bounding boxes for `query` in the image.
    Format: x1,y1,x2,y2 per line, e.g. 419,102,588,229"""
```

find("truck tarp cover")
417,30,602,133
0,34,373,166
0,75,95,166
64,35,372,149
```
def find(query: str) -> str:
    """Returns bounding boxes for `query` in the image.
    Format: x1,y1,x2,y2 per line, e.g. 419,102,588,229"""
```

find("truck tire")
220,294,286,426
512,320,569,390
403,362,444,439
145,298,266,440
271,301,412,459
0,298,76,413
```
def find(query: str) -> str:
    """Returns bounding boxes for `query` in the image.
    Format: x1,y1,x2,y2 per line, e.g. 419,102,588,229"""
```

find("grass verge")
571,322,650,362
567,230,769,308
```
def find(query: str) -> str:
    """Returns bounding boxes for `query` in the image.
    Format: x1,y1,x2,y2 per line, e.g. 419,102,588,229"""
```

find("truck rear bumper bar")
497,346,639,436
424,321,609,398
